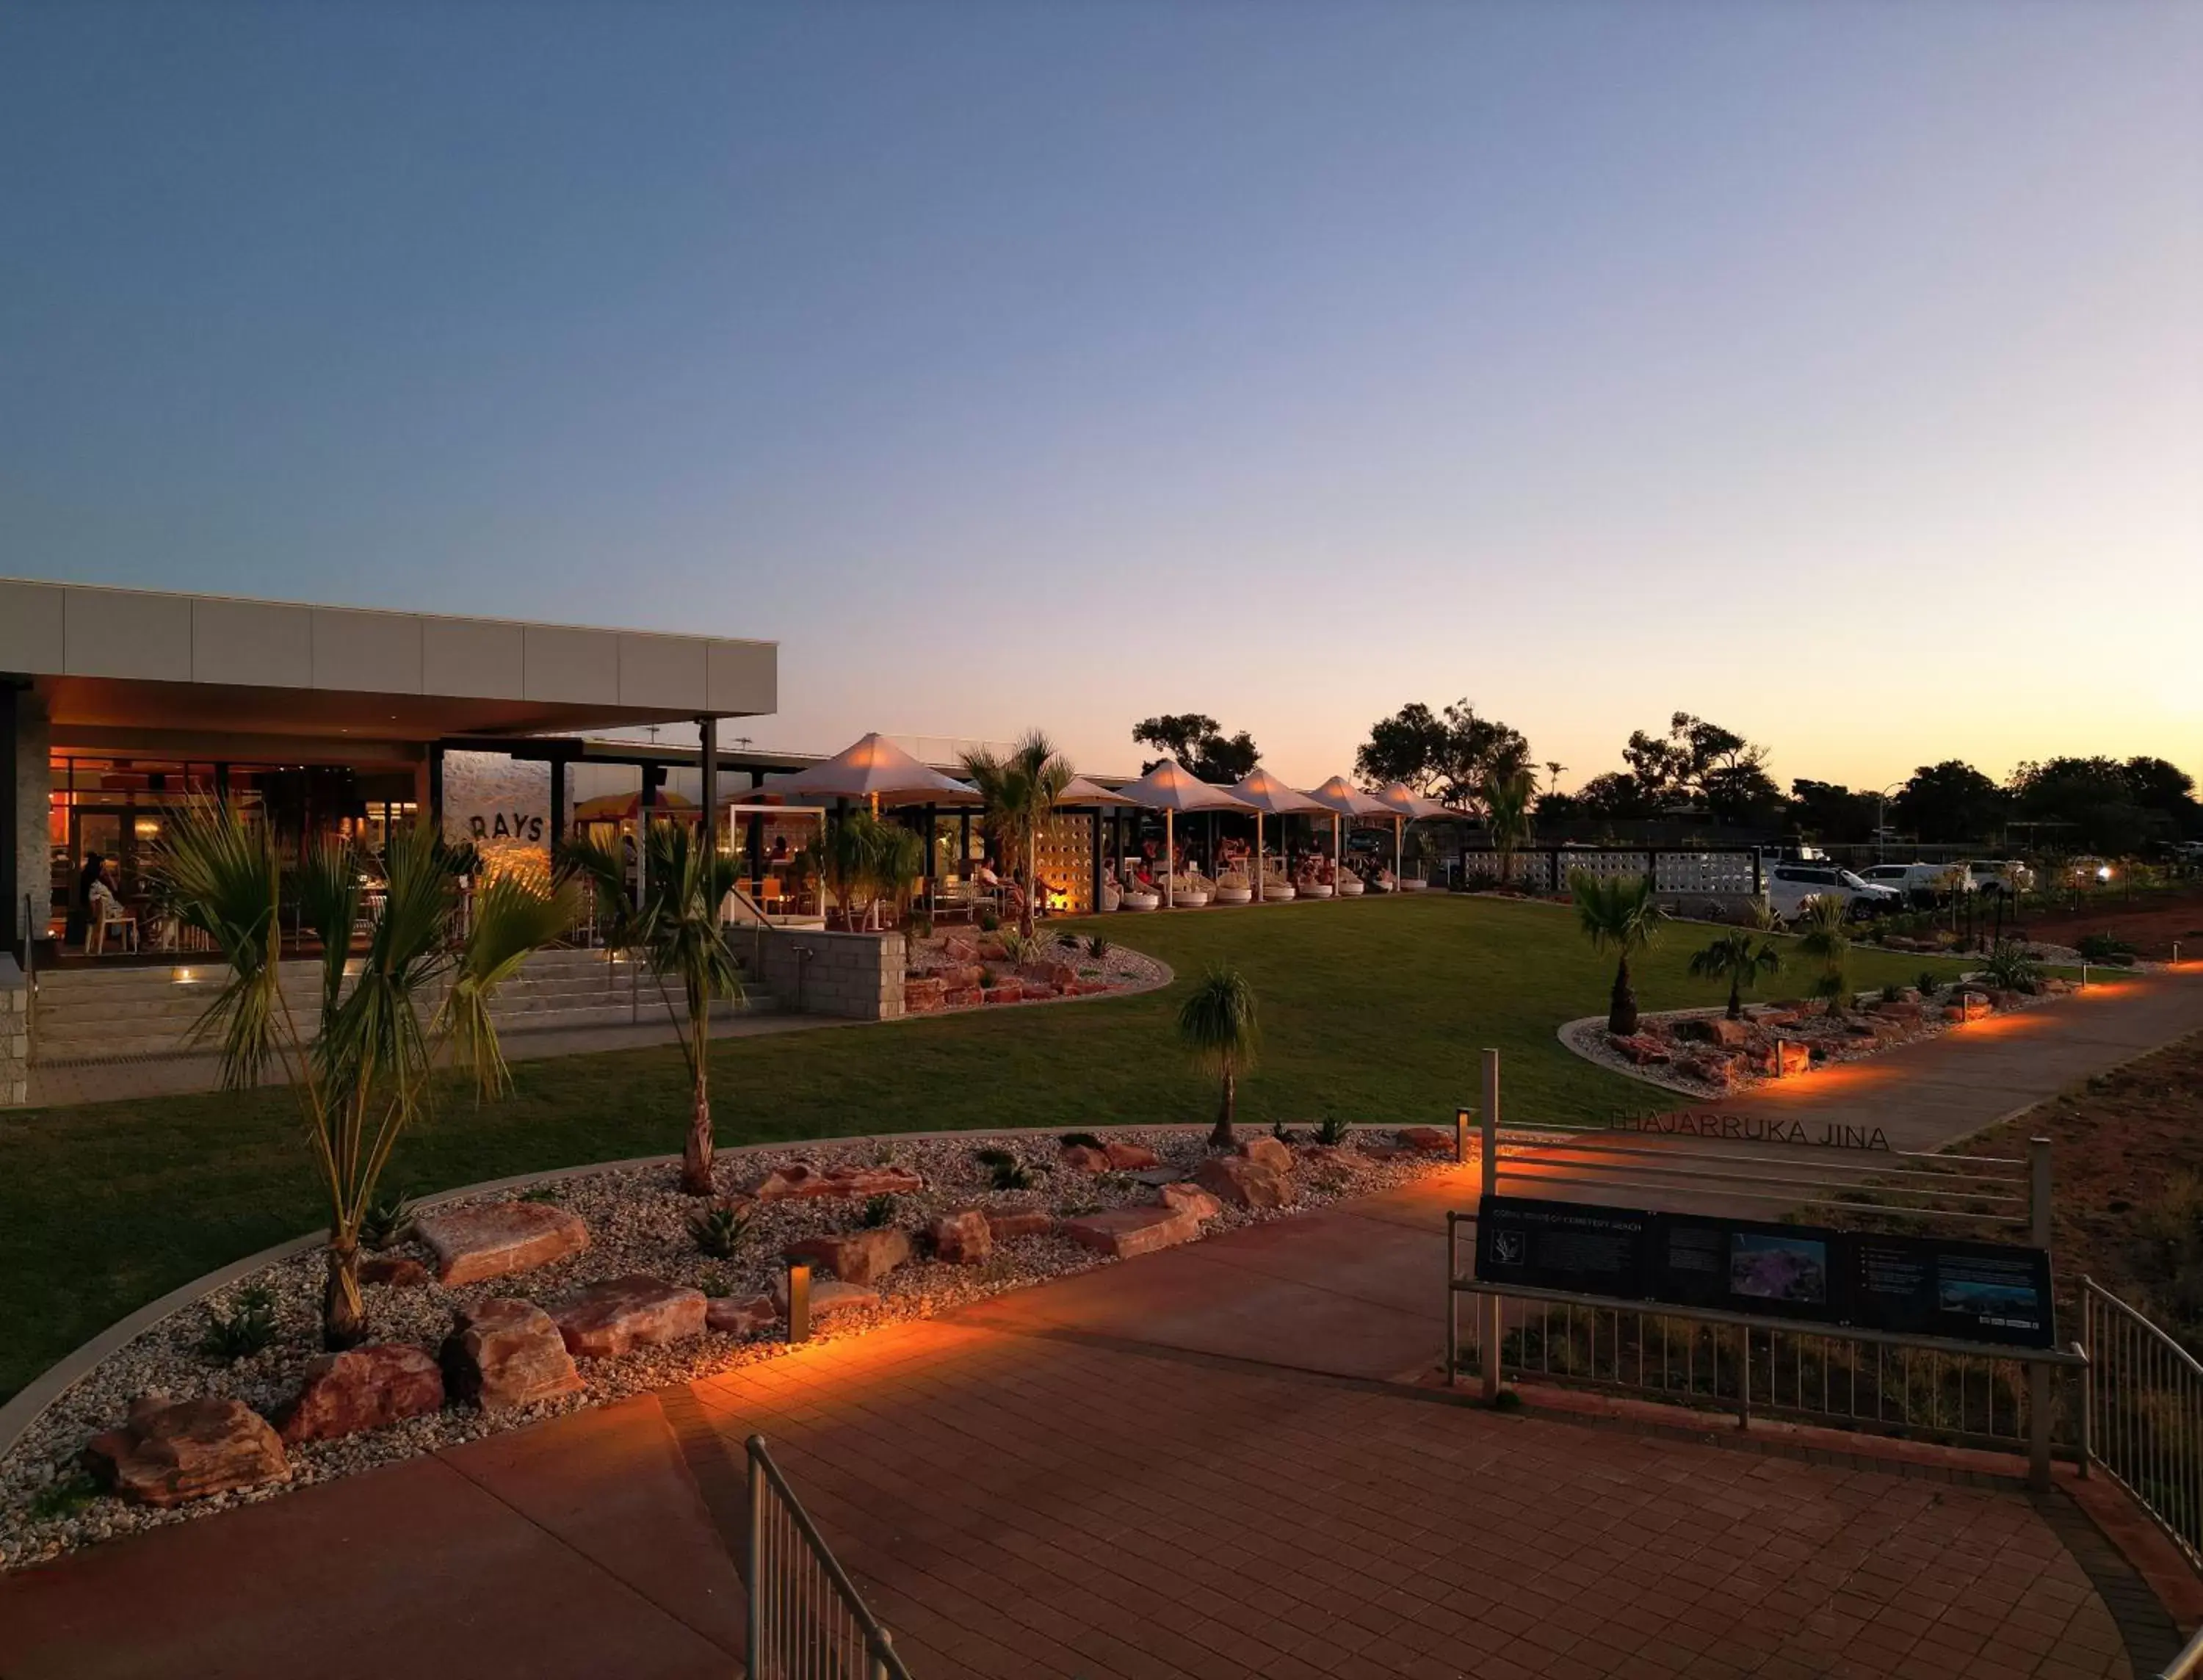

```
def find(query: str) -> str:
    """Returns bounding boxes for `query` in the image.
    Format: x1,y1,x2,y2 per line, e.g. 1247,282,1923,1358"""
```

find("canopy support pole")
1256,812,1264,902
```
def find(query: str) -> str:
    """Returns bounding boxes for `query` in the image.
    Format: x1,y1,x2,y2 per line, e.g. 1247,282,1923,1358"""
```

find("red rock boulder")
360,1254,430,1289
1060,1143,1112,1173
941,935,979,963
84,1397,289,1507
927,1209,993,1264
547,1275,707,1359
442,1298,585,1411
1061,1206,1201,1259
747,1164,924,1201
1103,1140,1160,1171
903,977,947,1014
942,986,983,1007
278,1343,444,1444
1237,1135,1295,1173
1609,1034,1672,1066
1775,1040,1813,1076
706,1294,778,1336
1158,1182,1224,1223
1677,1015,1750,1048
983,984,1025,1005
772,1274,880,1319
414,1201,590,1286
784,1227,913,1286
985,1209,1055,1240
1395,1126,1456,1154
1195,1154,1296,1210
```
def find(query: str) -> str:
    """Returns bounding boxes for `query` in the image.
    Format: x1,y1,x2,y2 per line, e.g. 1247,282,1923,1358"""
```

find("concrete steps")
30,948,778,1064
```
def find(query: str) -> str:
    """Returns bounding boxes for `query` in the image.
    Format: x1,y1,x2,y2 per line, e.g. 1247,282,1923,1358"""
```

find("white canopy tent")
1303,776,1392,885
1228,768,1326,902
1107,759,1253,908
1371,781,1454,886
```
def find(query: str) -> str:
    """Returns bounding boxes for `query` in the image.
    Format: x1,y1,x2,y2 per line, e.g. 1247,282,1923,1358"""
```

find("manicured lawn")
0,894,1964,1403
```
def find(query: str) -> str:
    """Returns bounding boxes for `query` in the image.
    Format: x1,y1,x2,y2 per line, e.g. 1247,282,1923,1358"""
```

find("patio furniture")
87,893,140,955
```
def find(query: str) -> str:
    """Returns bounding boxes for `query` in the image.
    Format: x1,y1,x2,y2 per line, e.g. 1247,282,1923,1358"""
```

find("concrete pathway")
1,973,2196,1679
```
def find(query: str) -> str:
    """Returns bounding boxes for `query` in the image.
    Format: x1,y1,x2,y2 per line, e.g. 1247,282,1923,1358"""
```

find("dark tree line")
1344,698,2199,851
1132,713,1261,783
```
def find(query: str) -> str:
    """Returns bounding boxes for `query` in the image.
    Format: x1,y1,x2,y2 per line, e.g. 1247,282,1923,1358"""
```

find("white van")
1856,862,1972,905
1765,863,1900,922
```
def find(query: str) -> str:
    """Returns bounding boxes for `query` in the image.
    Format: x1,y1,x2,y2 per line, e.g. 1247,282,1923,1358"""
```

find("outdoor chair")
87,894,140,955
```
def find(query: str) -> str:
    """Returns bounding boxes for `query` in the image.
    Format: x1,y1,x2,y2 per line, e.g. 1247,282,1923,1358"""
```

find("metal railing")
745,1434,912,1680
2083,1279,2203,1573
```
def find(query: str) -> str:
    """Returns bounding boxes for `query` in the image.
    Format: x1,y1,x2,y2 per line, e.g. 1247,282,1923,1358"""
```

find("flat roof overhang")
3,577,776,749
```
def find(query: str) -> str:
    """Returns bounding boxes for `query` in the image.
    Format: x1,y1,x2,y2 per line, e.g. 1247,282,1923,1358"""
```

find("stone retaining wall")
0,957,25,1107
741,927,904,1021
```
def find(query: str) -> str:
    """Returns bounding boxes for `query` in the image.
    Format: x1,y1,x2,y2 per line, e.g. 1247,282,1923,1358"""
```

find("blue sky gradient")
4,1,2197,786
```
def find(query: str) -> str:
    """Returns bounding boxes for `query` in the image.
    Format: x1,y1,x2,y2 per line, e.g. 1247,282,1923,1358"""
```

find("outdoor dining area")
697,732,1460,928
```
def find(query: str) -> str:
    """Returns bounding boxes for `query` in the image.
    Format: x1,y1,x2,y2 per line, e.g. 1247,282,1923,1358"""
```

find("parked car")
1765,863,1901,921
1855,862,1972,906
1964,859,2036,896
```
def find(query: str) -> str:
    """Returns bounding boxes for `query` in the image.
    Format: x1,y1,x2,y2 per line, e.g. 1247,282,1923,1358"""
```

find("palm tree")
1482,766,1537,886
960,731,1073,938
1178,966,1259,1148
1795,893,1853,1017
1544,761,1566,797
1687,926,1783,1019
560,820,743,1192
1570,870,1665,1035
161,802,576,1347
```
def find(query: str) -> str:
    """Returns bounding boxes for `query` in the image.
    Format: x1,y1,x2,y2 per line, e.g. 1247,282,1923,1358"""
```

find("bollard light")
785,1259,812,1344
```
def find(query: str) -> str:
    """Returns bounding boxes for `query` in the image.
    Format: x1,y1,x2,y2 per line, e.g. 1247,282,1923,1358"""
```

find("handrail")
746,1433,911,1679
2158,1623,2203,1680
2081,1276,2203,1574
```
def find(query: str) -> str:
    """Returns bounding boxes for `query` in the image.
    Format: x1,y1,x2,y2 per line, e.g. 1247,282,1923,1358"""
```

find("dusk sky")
4,2,2196,789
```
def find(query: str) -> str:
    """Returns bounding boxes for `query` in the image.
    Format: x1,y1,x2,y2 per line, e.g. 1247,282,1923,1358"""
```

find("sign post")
1480,1048,1502,1401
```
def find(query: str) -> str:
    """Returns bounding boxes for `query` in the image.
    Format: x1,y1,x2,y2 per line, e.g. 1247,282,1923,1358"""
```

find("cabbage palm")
1178,965,1259,1148
560,819,743,1192
1687,927,1783,1020
161,801,576,1347
960,731,1073,938
1481,766,1537,886
1795,894,1853,1016
1570,870,1665,1035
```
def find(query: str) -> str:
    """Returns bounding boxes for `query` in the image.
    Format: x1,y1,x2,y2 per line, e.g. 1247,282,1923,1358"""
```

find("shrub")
997,930,1035,965
1881,982,1904,1004
1917,971,1942,997
860,1193,897,1228
1056,932,1082,950
1981,938,2044,994
1087,935,1113,962
1271,1119,1300,1143
1315,1116,1353,1148
28,1471,101,1522
199,1284,278,1361
991,1159,1037,1192
2077,933,2137,964
520,1184,561,1205
360,1189,415,1251
1059,1132,1104,1150
977,909,1000,933
688,1202,754,1259
979,966,999,988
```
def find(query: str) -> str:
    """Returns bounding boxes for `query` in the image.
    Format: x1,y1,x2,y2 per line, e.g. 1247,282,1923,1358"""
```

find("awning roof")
1229,768,1327,816
1107,759,1256,814
1303,775,1392,817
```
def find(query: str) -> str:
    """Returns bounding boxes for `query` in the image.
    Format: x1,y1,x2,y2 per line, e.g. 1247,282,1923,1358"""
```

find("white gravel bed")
0,1124,1447,1571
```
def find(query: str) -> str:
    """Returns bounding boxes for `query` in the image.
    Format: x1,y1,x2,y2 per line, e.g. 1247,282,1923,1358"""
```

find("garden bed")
901,929,1168,1012
0,1122,1455,1571
1559,977,2079,1099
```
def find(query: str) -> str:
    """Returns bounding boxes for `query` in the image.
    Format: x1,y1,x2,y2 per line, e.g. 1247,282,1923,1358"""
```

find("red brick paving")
687,1317,2135,1678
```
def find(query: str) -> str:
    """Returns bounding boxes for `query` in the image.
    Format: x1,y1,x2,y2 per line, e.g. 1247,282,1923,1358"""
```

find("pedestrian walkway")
1,973,2196,1679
